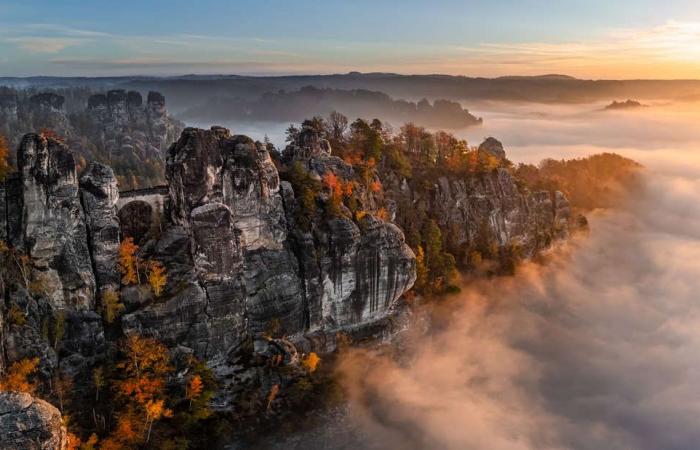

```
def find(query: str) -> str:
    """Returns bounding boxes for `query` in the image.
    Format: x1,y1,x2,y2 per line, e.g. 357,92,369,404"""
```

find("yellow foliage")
118,237,139,285
302,352,321,373
415,245,429,292
147,260,167,297
0,357,39,393
7,304,26,326
101,289,125,324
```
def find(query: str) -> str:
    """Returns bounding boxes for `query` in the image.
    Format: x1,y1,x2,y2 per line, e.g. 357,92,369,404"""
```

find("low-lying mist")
263,102,700,450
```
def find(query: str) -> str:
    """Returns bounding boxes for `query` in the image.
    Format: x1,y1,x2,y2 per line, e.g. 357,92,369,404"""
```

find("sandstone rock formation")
0,123,575,419
0,392,67,450
1,88,183,189
16,133,95,310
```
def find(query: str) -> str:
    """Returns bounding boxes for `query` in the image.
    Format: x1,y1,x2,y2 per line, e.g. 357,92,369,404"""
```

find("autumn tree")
147,260,167,297
118,237,139,285
323,172,344,216
0,134,10,181
108,335,173,446
101,288,125,324
301,352,321,373
0,357,39,393
39,128,64,142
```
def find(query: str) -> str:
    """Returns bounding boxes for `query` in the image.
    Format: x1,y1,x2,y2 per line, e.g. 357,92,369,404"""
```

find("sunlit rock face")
383,146,573,267
121,126,415,359
0,392,67,450
164,126,305,338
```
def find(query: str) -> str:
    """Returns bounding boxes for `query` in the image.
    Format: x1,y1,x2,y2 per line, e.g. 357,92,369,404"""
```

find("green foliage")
282,161,321,231
412,219,456,295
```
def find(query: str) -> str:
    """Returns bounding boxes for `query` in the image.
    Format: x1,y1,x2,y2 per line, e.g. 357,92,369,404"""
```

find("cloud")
10,37,82,53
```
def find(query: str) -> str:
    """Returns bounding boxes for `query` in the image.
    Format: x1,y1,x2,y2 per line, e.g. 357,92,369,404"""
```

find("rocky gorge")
0,118,582,447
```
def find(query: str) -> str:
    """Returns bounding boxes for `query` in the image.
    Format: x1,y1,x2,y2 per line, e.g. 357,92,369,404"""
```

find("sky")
2,0,700,78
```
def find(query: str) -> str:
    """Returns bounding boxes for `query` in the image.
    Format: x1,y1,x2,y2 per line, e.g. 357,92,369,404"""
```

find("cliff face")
0,392,67,450
0,128,418,410
86,89,181,160
385,167,570,265
0,126,574,415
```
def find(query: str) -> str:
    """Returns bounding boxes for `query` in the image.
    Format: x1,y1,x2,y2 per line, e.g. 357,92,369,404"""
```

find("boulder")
478,137,506,160
0,392,67,450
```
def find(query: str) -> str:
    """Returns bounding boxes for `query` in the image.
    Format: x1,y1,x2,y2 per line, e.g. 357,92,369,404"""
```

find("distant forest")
3,73,700,114
178,86,483,129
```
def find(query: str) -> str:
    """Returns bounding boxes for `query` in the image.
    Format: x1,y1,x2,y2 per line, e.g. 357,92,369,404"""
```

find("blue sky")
2,0,700,78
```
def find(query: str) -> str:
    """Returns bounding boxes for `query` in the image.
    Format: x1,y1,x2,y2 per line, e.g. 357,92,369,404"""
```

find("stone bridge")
116,185,169,243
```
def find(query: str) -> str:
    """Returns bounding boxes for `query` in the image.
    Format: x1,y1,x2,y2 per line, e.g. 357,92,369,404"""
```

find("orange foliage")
301,352,321,373
323,172,343,198
186,375,204,403
118,237,139,285
370,179,382,193
0,134,9,181
147,260,167,297
39,128,64,142
116,336,172,407
376,207,390,221
342,152,363,166
266,384,280,412
0,357,39,393
109,336,173,446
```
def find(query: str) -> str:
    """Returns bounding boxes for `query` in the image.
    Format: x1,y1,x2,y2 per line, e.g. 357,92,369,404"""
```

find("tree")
0,134,10,181
118,237,139,285
323,172,344,216
0,357,39,393
186,375,204,409
301,352,321,373
147,260,167,297
101,288,125,324
93,367,105,401
52,372,73,412
327,111,348,144
109,336,173,446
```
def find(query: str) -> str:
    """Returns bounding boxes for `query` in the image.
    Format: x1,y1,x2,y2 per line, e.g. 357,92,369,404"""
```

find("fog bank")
260,103,700,450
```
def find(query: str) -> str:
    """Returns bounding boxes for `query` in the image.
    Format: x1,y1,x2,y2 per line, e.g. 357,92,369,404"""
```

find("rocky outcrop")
383,144,572,267
86,89,182,160
16,134,95,310
80,162,120,292
0,392,67,450
478,137,506,160
116,126,417,367
2,88,184,189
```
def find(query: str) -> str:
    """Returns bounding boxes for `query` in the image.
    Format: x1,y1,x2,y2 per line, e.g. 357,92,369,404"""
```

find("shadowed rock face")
0,392,67,450
17,134,96,310
80,162,120,292
116,126,416,361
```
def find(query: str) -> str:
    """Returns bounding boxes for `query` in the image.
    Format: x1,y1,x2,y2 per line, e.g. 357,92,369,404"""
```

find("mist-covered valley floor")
250,103,700,450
